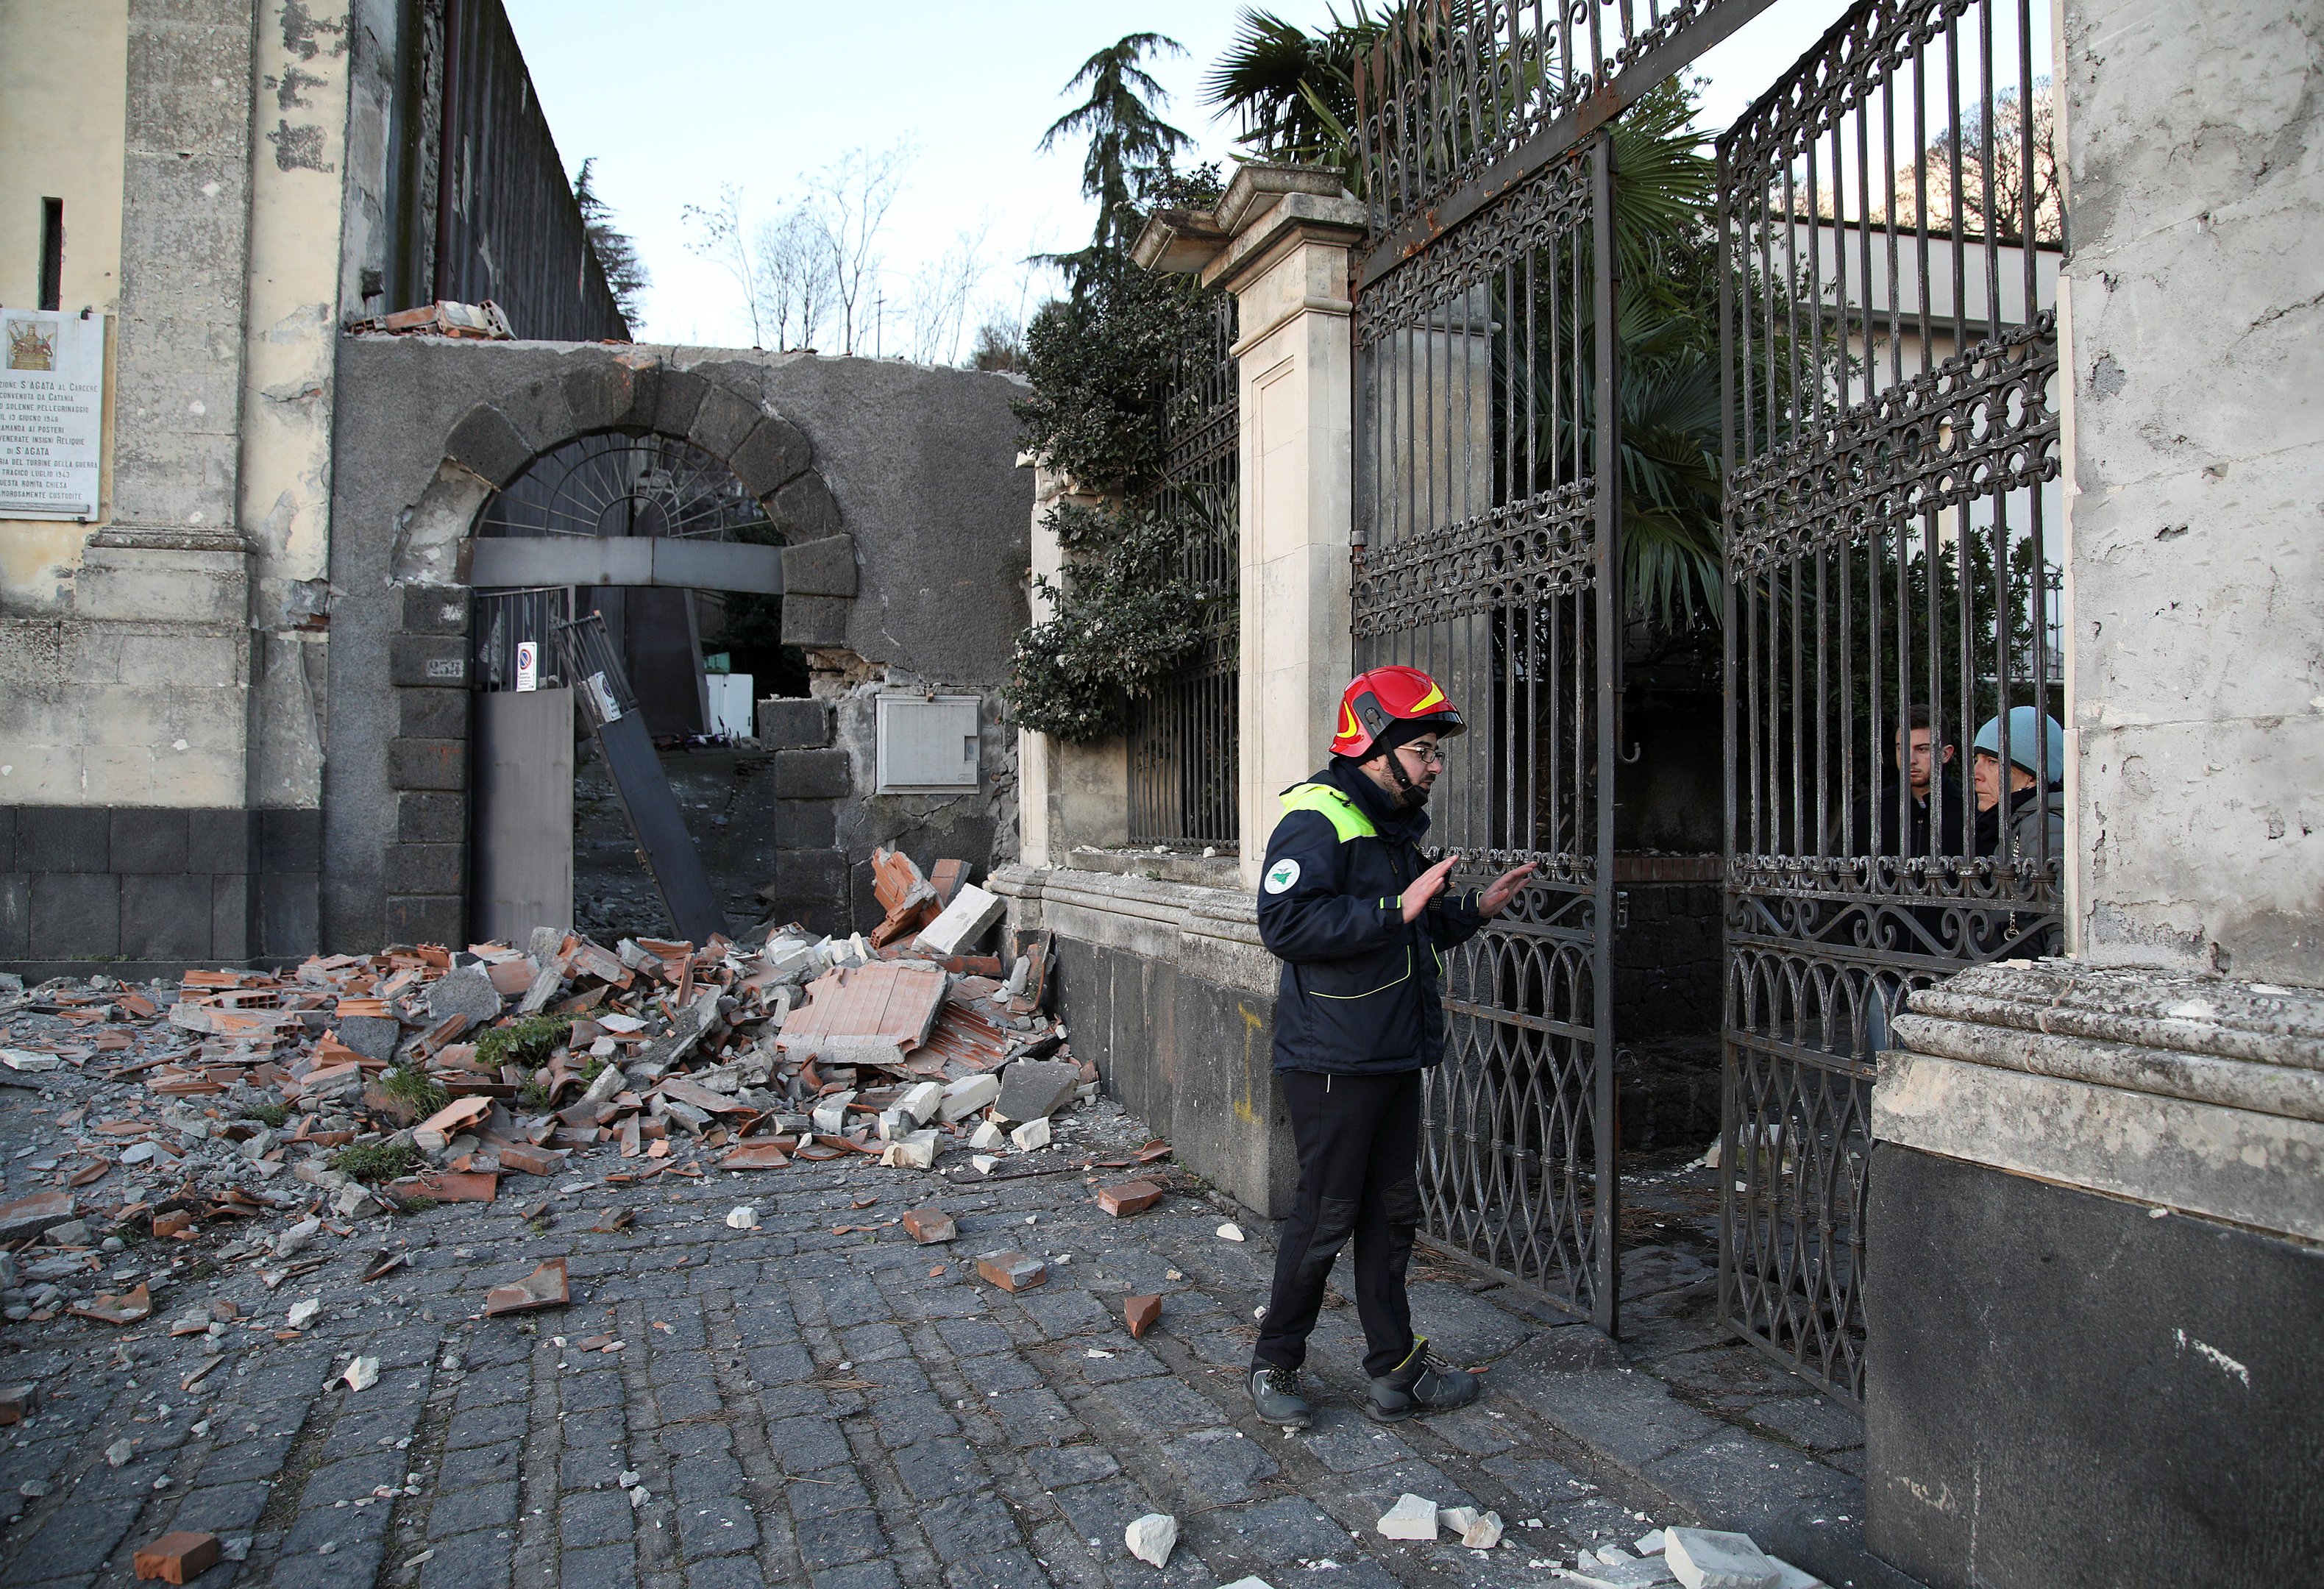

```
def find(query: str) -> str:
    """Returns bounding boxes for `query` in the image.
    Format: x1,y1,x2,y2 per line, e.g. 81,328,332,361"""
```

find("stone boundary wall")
991,864,1298,1218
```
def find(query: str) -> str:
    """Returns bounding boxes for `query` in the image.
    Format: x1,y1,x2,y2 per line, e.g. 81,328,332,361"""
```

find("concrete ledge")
1880,961,2324,1243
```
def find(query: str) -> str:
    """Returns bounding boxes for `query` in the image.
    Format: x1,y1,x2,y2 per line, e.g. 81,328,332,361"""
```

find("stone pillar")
1138,168,1366,888
1012,458,1128,868
1866,3,2324,1583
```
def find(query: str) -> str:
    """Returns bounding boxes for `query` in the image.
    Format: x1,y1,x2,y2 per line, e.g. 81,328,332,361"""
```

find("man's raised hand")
1401,853,1463,922
1477,861,1538,918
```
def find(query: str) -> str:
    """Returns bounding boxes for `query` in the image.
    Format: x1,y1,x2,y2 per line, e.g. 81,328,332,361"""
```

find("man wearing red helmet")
1247,666,1537,1428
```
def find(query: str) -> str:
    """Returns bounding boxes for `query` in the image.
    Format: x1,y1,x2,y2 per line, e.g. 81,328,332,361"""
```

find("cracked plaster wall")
2063,0,2324,984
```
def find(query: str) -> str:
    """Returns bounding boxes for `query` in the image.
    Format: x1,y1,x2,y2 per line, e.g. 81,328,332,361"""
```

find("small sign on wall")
515,641,539,692
0,308,104,519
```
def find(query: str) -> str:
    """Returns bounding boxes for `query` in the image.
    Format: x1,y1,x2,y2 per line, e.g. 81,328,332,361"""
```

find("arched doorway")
466,434,807,945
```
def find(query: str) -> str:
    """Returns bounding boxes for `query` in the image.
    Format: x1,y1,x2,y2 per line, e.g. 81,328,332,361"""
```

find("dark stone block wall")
0,806,320,972
1866,1144,2324,1588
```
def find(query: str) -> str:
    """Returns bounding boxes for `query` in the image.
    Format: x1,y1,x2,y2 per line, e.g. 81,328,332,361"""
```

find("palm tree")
1040,33,1195,281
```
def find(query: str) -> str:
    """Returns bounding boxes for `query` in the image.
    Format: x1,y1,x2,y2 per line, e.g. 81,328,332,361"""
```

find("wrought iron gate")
1346,0,1774,1334
1716,0,2066,1402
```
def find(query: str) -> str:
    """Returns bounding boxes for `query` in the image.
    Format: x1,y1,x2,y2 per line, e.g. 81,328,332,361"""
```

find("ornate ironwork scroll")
1128,294,1241,850
1717,0,2067,1404
1354,138,1622,1331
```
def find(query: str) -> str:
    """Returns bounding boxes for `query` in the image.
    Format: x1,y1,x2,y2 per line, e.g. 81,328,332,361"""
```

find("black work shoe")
1365,1336,1480,1423
1248,1365,1314,1428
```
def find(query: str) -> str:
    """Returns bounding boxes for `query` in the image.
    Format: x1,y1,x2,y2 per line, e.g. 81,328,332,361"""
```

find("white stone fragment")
1438,1507,1482,1537
1216,1579,1276,1589
1217,1222,1246,1242
341,1357,380,1393
938,1073,1001,1123
273,1216,321,1258
1377,1493,1440,1540
285,1298,321,1330
1766,1560,1827,1589
619,1470,642,1487
1008,1117,1051,1152
880,1129,938,1170
969,1120,1009,1151
104,1439,132,1467
1460,1512,1504,1550
895,1081,944,1126
725,1206,761,1230
971,1154,1002,1176
811,1091,857,1135
1635,1531,1667,1556
1125,1512,1179,1568
1663,1527,1780,1589
915,884,1006,956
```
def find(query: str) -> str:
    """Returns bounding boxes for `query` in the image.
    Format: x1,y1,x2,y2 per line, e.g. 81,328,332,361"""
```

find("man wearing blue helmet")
1970,705,2067,868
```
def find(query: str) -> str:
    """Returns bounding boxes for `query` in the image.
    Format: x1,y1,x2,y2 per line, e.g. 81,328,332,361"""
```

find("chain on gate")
1344,0,1777,1334
1717,0,2067,1404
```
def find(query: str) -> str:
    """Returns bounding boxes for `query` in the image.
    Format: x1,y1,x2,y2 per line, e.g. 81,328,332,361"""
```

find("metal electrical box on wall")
875,694,981,794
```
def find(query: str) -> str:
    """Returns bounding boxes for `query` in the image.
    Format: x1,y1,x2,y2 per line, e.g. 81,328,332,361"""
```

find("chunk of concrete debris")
1216,1222,1246,1242
938,1073,1001,1123
273,1217,322,1258
1125,1512,1179,1568
106,1438,134,1467
992,1059,1081,1124
341,1356,380,1393
0,1384,36,1424
1378,1493,1440,1540
810,1091,858,1135
1216,1579,1276,1589
1439,1507,1482,1538
43,1218,93,1247
976,1251,1048,1293
970,1120,1009,1151
895,1080,943,1126
1460,1512,1505,1550
880,1129,938,1170
483,1257,569,1316
427,965,504,1024
1009,1117,1051,1153
725,1206,761,1231
1562,1558,1679,1589
1096,1179,1164,1217
1663,1529,1781,1589
133,1529,221,1584
1124,1295,1161,1337
915,883,1006,956
971,1154,1002,1176
0,1191,74,1243
1636,1532,1667,1556
285,1298,321,1330
1766,1560,1828,1589
901,1207,956,1244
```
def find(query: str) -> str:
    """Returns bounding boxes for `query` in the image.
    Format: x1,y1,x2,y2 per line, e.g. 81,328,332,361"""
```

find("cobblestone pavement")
2,1082,1875,1589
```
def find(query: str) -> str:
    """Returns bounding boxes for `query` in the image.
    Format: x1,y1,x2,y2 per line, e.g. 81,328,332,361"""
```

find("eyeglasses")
1397,744,1446,769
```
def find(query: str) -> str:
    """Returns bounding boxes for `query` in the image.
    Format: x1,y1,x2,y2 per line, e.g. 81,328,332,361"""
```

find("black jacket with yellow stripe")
1256,760,1485,1075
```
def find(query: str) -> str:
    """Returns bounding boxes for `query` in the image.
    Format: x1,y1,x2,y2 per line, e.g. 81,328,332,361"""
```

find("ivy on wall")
1005,167,1225,744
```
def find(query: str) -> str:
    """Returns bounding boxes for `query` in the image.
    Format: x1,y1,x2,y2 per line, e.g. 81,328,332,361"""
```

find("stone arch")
388,352,859,641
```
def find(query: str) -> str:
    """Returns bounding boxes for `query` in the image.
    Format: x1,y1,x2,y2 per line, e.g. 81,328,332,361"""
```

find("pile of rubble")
0,856,1117,1328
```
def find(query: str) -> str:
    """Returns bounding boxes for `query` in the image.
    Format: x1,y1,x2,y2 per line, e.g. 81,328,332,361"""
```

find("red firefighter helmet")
1332,666,1465,758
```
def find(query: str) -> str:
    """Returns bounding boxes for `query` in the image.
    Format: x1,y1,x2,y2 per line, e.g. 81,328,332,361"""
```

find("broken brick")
132,1530,221,1585
151,1209,192,1239
0,1383,35,1423
1125,1295,1162,1337
495,1144,561,1176
1095,1179,1165,1218
721,1143,792,1170
68,1283,154,1326
976,1251,1047,1293
483,1257,569,1316
901,1206,956,1244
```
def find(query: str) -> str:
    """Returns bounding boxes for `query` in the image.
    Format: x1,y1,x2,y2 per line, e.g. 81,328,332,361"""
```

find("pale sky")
502,0,1852,352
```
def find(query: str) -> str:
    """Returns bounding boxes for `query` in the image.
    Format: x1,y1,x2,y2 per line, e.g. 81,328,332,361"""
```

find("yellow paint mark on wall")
1234,1002,1265,1126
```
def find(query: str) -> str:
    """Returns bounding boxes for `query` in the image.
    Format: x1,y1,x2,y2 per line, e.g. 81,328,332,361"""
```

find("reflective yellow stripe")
1278,783,1378,842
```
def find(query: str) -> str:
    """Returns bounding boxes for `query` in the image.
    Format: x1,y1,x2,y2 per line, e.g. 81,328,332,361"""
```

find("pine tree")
574,157,650,330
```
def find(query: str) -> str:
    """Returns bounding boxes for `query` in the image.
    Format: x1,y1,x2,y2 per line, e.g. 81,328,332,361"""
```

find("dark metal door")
471,586,575,945
1716,0,2066,1402
1350,130,1624,1330
1344,0,1778,1335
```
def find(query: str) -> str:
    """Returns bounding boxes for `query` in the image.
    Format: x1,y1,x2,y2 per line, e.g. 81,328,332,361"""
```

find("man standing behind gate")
1247,666,1538,1428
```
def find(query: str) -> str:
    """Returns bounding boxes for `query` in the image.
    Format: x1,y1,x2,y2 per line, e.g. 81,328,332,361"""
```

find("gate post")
1138,168,1366,889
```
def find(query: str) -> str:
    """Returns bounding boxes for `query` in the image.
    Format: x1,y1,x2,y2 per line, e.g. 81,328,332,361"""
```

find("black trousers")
1252,1068,1424,1379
